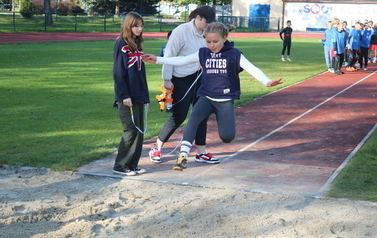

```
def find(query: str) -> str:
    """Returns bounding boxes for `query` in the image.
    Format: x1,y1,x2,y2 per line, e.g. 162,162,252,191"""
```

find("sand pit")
1,165,376,237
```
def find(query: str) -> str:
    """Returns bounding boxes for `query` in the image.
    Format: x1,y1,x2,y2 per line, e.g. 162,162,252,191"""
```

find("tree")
44,0,53,25
20,0,36,18
91,0,159,15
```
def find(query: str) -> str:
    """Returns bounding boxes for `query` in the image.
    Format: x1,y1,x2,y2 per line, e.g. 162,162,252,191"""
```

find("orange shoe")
346,67,357,72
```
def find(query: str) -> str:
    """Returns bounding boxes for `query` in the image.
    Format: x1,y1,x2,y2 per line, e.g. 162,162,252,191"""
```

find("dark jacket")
371,30,377,45
113,39,149,103
197,40,242,100
279,27,293,42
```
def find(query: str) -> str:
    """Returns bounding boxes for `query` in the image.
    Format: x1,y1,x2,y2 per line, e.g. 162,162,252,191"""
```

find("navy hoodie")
113,39,149,103
198,40,242,100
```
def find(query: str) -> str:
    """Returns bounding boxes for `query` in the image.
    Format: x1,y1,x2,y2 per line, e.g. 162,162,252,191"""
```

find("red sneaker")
195,153,220,164
149,144,162,163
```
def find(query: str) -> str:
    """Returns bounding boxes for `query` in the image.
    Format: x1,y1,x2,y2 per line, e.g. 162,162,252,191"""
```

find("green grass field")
0,37,376,202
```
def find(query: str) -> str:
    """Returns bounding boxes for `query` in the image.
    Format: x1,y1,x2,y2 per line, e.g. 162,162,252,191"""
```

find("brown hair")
119,12,144,52
188,9,198,21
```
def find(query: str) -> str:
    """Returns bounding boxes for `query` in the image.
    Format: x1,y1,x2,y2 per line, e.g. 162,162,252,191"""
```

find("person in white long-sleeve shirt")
143,22,283,171
148,6,219,165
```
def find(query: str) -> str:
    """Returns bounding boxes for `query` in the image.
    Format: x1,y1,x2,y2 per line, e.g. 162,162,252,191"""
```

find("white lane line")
193,70,377,178
226,71,377,161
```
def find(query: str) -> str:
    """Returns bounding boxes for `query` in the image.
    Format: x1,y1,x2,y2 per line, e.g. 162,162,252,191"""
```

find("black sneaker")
113,168,136,176
131,167,146,174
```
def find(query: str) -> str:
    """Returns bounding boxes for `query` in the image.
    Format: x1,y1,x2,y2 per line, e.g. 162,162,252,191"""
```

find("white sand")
1,165,376,238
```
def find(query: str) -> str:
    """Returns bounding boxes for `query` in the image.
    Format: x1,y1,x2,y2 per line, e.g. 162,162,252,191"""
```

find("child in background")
112,12,149,176
342,21,350,66
370,24,377,63
279,20,293,61
321,21,334,72
346,22,362,71
332,23,347,75
358,23,372,70
368,21,374,30
331,18,341,68
143,22,283,171
159,30,172,57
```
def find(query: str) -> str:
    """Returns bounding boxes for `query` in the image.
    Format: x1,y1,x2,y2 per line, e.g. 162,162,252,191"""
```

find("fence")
0,12,280,33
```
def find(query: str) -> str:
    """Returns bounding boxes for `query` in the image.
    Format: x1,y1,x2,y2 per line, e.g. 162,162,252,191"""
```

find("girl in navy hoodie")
143,22,283,171
112,12,149,176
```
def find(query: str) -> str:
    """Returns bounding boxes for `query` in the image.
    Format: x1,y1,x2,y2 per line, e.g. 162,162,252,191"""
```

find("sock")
180,141,192,156
281,55,284,58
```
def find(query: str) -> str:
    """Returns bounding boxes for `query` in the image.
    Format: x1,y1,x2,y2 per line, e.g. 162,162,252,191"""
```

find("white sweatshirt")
162,19,206,80
157,52,273,86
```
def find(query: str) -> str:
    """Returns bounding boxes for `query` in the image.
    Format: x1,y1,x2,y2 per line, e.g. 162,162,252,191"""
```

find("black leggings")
358,46,369,68
333,53,344,71
183,97,236,144
347,49,358,67
158,71,208,146
282,45,291,56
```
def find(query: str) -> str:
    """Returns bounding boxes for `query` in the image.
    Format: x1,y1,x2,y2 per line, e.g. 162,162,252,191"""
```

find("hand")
266,78,283,87
163,80,174,90
123,98,132,107
142,54,157,64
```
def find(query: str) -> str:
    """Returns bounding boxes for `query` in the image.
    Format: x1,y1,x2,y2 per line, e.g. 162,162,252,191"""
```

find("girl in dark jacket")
112,12,149,176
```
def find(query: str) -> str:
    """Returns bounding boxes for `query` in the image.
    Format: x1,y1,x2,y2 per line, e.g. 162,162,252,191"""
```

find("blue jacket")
360,29,372,48
322,28,333,48
197,41,242,100
348,28,361,50
332,29,347,54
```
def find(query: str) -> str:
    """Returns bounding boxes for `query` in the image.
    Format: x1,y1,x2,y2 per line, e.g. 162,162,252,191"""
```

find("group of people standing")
111,7,282,176
321,18,377,75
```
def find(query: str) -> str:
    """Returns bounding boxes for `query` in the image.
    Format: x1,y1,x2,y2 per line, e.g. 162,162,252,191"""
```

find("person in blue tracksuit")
142,22,283,170
358,23,372,70
346,22,362,71
332,23,348,75
321,21,334,72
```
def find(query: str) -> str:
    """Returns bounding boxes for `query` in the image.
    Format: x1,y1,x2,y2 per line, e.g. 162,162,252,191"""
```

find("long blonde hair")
119,12,144,52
